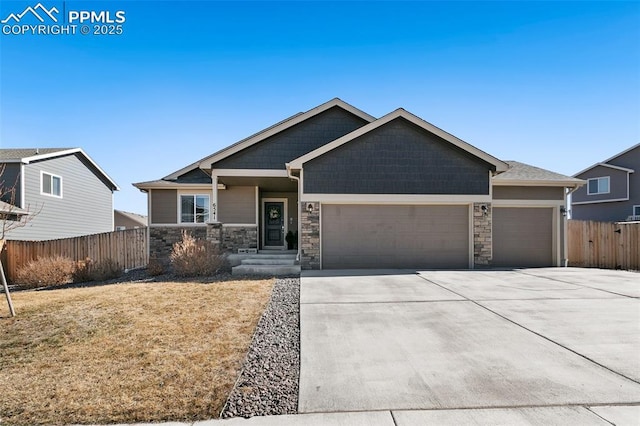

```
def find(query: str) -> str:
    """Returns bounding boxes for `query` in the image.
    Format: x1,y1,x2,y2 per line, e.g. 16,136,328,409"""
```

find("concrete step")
227,253,297,267
232,264,300,277
241,258,296,266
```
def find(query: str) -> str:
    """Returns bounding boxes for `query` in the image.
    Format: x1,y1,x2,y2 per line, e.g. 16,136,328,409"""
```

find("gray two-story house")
0,148,119,240
571,143,639,222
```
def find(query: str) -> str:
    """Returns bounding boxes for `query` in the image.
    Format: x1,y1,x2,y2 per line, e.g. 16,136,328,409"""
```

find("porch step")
229,251,300,277
232,264,301,277
241,258,296,265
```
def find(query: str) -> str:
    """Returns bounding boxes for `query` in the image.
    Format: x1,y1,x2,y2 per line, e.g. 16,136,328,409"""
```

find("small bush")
15,256,75,288
170,231,227,277
72,258,93,283
89,258,122,281
147,257,165,276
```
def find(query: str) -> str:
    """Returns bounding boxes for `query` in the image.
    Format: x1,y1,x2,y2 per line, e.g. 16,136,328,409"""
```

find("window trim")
178,193,210,224
586,176,610,195
633,205,640,216
40,171,63,198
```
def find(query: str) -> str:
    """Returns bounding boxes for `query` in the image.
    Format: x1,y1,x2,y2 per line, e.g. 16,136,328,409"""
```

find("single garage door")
321,204,469,269
493,207,553,267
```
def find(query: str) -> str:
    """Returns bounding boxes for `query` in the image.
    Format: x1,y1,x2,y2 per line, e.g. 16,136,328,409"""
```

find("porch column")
211,174,218,223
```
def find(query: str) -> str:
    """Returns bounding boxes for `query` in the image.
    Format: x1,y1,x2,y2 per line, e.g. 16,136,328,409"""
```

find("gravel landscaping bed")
221,277,300,418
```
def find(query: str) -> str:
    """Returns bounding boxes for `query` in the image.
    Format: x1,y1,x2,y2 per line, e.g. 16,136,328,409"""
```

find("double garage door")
321,204,555,269
321,204,470,269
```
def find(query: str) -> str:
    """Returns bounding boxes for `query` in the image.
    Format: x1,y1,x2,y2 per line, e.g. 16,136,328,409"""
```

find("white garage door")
493,207,554,267
321,204,470,269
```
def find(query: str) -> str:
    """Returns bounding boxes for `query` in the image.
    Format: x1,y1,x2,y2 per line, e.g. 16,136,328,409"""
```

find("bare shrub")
147,257,165,276
170,231,227,277
15,256,75,288
72,258,93,283
89,258,122,282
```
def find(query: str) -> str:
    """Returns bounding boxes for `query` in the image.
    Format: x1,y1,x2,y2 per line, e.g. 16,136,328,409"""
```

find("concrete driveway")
299,268,640,423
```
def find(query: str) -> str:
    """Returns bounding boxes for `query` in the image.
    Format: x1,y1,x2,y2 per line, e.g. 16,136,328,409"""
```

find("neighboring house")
134,98,584,269
571,143,639,222
114,210,148,230
0,148,119,240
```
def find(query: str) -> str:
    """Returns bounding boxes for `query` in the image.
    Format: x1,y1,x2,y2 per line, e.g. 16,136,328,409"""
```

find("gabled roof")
0,147,119,191
494,161,584,187
163,98,376,180
288,108,509,172
115,210,148,226
573,143,639,177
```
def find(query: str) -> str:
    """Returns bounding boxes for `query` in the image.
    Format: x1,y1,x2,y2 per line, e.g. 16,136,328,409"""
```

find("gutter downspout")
563,185,581,267
286,163,301,263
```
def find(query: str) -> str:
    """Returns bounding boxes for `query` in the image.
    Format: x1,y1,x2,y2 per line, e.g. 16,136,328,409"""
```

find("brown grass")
0,279,274,425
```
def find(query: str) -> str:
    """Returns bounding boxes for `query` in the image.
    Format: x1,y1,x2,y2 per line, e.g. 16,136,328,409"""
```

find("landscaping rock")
221,277,300,418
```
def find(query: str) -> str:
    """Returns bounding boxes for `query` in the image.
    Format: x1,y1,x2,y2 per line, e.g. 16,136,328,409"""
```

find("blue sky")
1,1,639,215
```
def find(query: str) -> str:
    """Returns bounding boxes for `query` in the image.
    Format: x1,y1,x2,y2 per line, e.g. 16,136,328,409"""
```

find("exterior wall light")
481,204,488,215
306,203,314,213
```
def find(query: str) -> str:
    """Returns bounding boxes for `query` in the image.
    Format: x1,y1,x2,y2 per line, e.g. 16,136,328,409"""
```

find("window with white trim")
633,205,640,217
587,176,610,195
41,172,62,197
180,194,210,223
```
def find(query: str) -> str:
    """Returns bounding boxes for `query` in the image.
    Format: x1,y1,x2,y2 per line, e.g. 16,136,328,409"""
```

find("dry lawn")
0,279,274,425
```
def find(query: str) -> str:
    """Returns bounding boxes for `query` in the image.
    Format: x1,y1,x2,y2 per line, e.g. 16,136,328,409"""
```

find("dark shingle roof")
495,161,584,184
0,148,74,161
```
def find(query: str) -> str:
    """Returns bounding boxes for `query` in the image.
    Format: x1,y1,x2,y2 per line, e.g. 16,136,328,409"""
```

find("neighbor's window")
180,194,210,223
587,176,610,195
634,205,640,217
41,172,62,197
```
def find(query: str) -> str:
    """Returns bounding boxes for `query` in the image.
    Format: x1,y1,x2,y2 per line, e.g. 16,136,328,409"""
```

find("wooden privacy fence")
1,228,148,282
568,220,640,270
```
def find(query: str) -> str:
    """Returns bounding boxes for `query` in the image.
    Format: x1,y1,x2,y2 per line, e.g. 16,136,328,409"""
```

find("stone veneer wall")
220,225,258,252
149,226,208,264
300,202,320,270
150,224,258,264
473,202,492,267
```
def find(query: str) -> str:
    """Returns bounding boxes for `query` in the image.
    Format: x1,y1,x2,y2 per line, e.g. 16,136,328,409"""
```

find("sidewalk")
111,404,639,425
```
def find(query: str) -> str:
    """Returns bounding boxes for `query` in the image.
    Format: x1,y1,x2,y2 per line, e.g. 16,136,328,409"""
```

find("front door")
264,201,285,248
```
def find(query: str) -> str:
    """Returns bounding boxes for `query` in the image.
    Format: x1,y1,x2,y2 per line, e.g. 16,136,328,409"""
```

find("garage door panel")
322,205,469,269
493,207,553,267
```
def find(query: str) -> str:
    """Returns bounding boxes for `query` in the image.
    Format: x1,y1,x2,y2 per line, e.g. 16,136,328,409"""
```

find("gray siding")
0,163,22,207
572,165,629,203
218,186,256,223
304,118,492,195
151,189,177,224
176,168,212,183
212,107,369,170
5,154,114,241
493,186,564,200
572,146,639,222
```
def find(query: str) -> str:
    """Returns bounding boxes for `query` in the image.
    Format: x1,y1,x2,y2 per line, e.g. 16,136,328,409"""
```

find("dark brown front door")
264,201,284,247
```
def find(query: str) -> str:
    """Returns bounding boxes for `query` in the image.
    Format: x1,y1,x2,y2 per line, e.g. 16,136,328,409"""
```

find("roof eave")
493,179,586,187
